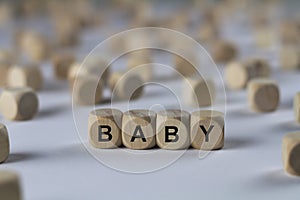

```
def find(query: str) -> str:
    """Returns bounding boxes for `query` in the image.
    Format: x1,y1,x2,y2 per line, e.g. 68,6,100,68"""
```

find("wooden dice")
0,87,39,120
174,55,198,77
127,52,153,82
183,77,215,107
225,58,270,90
19,30,49,62
0,123,9,163
282,132,300,176
89,109,122,149
0,50,11,87
212,40,237,63
7,65,43,91
52,53,75,79
122,110,156,150
0,62,10,87
190,110,224,150
156,110,190,150
0,170,22,200
72,75,103,105
279,45,299,70
294,92,300,123
88,109,226,150
108,72,144,100
247,78,279,112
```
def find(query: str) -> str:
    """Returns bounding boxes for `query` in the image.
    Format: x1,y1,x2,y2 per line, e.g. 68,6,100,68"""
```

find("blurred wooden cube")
247,78,279,112
225,58,270,90
0,123,9,163
183,77,215,107
0,87,39,121
52,53,75,79
7,65,43,91
72,75,103,105
0,170,21,200
282,132,300,176
108,72,144,101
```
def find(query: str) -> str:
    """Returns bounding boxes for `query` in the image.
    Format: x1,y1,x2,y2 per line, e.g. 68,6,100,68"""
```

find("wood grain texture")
156,110,190,150
108,72,144,100
72,75,103,105
7,65,43,91
247,78,279,112
282,132,300,176
0,123,9,163
183,77,215,107
122,110,156,149
89,109,122,149
52,53,75,79
225,58,270,90
0,170,22,200
0,87,39,121
190,110,224,150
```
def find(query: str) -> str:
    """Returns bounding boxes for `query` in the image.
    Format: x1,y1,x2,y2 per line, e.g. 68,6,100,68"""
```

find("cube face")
248,79,279,112
294,92,300,123
73,76,103,105
89,109,122,149
0,170,21,200
53,54,75,79
282,132,300,176
183,78,215,107
109,72,144,101
156,110,190,150
0,87,38,121
190,110,224,150
122,110,156,150
8,66,43,91
0,124,9,163
174,55,197,77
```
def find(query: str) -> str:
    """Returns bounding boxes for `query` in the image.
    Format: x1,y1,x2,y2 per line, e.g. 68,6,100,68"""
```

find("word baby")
88,109,224,150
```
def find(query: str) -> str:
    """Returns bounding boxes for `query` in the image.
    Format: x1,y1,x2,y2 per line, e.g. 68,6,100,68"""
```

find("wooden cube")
0,170,21,200
89,109,122,149
0,87,38,121
68,61,110,87
212,40,237,63
294,92,300,123
52,53,75,79
108,72,144,101
7,65,43,91
190,110,224,150
282,132,300,176
225,58,270,90
0,123,9,163
122,110,156,149
127,56,153,82
174,55,198,77
72,75,103,105
279,45,299,70
156,110,190,150
20,31,49,62
183,77,215,107
247,78,279,112
0,63,10,87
